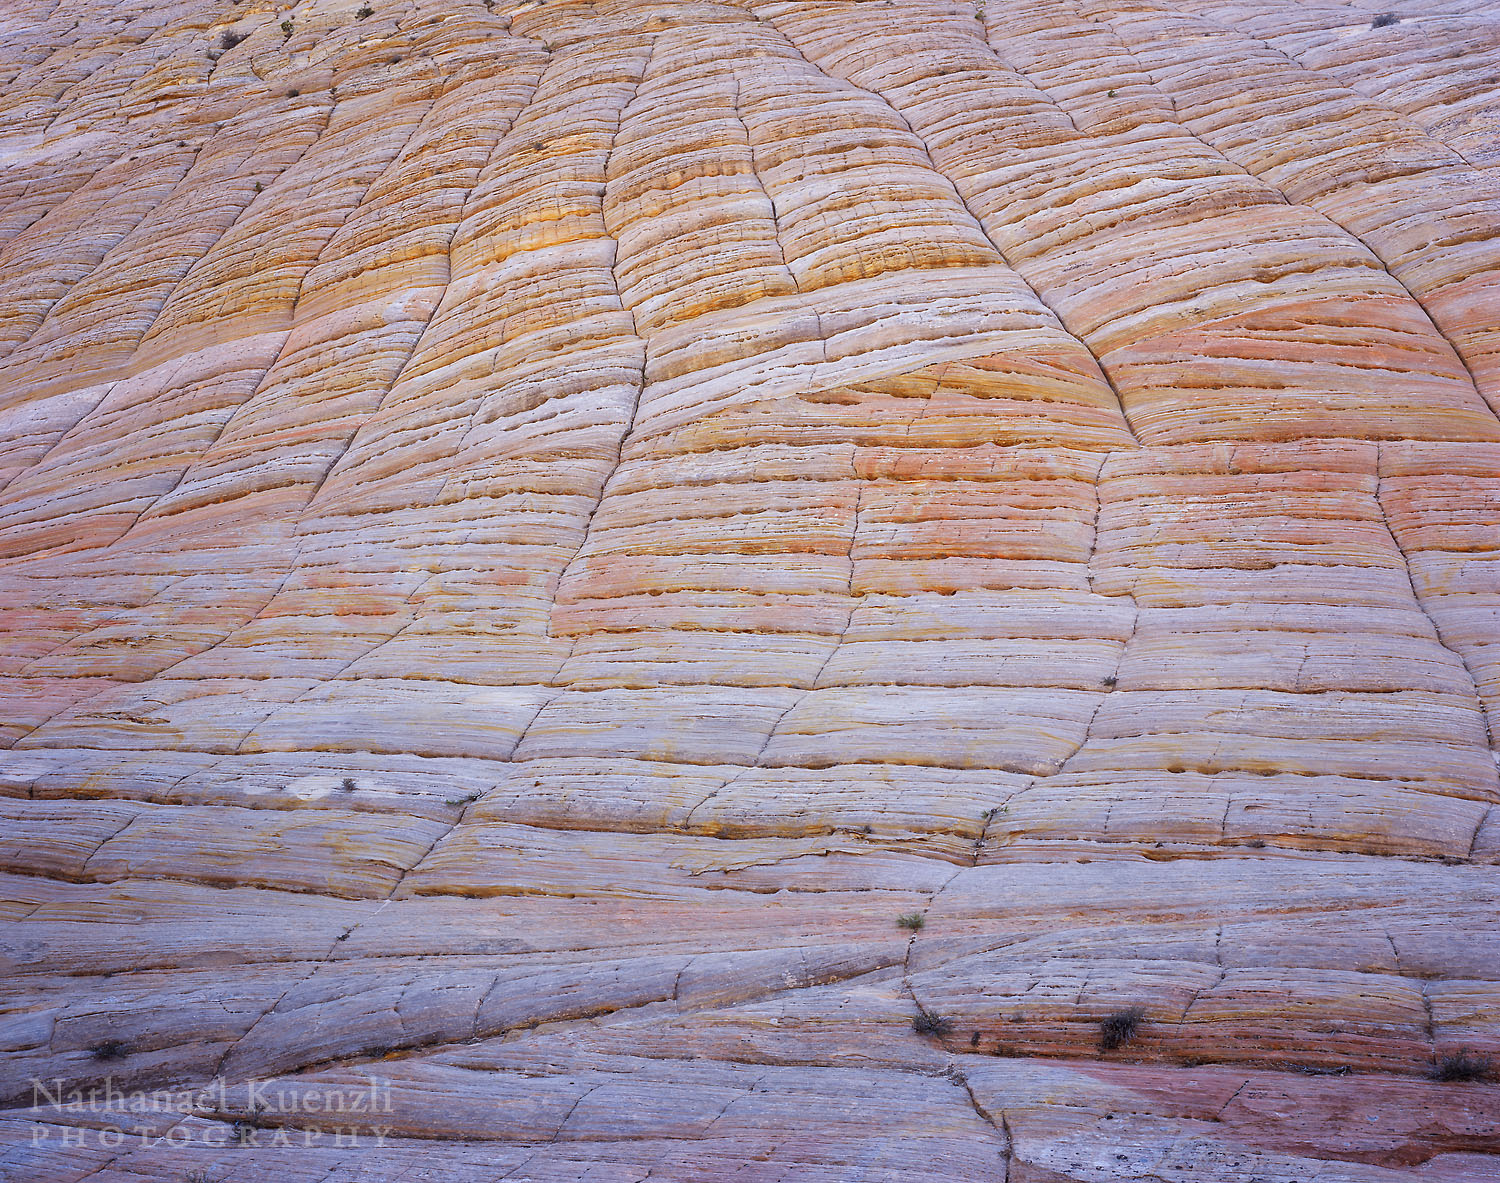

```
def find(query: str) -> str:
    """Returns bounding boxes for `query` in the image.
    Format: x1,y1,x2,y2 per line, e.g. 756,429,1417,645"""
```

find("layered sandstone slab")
2,0,1500,1179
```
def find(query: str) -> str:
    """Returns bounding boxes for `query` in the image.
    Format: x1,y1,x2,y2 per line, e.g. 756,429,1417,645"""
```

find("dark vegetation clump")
357,4,374,16
895,911,925,931
218,29,247,50
340,776,357,791
1372,12,1399,26
912,1009,952,1037
1098,1006,1146,1052
91,1040,130,1060
280,19,294,37
1430,1052,1492,1082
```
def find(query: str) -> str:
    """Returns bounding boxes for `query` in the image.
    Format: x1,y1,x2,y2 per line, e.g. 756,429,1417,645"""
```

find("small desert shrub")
218,29,247,50
896,912,925,931
1430,1051,1492,1082
357,4,374,16
287,87,300,97
253,181,263,192
280,19,294,37
91,1040,130,1060
1099,1006,1145,1052
340,776,357,791
1372,12,1398,26
912,1009,952,1037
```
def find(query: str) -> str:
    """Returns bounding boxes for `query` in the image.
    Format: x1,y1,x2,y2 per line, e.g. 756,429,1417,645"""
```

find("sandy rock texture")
2,0,1500,1178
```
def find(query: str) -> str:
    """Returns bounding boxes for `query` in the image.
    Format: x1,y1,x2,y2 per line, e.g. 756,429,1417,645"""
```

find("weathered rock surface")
1,0,1499,1178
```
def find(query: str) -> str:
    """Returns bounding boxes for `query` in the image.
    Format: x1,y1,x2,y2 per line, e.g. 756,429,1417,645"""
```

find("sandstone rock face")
2,0,1499,1178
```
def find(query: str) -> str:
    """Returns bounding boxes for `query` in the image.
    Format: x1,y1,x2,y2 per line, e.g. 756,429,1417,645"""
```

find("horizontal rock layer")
1,0,1499,1179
